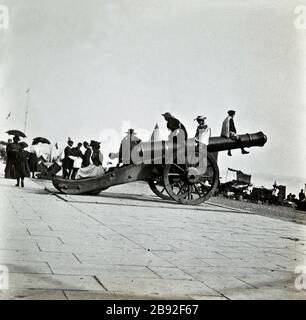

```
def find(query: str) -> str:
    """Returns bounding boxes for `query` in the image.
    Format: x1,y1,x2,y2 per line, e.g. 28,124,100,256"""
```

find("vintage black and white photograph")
0,0,306,302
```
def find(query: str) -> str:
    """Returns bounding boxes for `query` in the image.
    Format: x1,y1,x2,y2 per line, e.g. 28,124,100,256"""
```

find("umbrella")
19,142,28,149
32,137,51,145
6,130,26,138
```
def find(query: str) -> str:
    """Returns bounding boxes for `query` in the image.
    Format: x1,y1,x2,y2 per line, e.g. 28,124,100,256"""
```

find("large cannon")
52,131,267,205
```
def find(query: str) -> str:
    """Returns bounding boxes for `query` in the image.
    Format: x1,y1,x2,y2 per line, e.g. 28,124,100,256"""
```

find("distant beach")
221,169,306,195
252,173,306,195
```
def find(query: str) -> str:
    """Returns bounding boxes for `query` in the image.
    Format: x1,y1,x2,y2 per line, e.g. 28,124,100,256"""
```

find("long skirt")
4,159,14,179
76,165,105,179
28,153,38,172
5,159,30,179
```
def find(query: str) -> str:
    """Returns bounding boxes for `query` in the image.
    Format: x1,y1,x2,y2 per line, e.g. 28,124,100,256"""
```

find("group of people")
61,139,104,180
286,190,306,204
161,109,249,156
3,108,249,184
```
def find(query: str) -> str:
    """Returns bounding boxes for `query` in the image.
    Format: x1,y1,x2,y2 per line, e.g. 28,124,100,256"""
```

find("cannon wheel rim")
163,153,219,205
148,178,172,200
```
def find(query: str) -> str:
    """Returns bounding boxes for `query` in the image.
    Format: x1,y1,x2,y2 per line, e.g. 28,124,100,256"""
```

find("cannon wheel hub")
186,167,200,184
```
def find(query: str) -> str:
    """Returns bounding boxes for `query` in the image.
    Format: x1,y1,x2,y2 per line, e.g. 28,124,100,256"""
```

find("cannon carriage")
52,132,267,205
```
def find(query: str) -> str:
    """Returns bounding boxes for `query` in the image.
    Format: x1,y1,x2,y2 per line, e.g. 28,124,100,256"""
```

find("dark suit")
229,118,237,134
62,145,73,179
82,147,92,168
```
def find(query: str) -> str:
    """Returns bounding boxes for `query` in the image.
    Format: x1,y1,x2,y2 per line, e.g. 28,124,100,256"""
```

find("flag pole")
24,88,30,133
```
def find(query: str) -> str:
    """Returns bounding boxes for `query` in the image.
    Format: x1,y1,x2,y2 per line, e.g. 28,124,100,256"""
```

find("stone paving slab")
8,273,104,291
94,276,217,296
0,261,51,274
0,289,67,300
48,262,160,279
1,177,306,299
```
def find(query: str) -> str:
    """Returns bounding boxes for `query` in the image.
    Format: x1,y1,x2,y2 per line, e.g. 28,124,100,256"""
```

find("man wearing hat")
118,129,141,165
90,140,104,166
62,138,74,179
162,112,188,142
221,110,249,156
82,141,92,168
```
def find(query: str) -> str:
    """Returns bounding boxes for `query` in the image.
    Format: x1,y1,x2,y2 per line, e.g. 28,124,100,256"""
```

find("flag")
5,112,11,120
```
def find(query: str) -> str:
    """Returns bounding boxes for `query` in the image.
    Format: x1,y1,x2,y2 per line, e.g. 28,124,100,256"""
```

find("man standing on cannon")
221,110,249,156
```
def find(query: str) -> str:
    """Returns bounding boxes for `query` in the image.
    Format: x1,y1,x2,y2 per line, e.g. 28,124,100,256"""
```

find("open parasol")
19,142,28,149
32,137,51,145
6,130,26,138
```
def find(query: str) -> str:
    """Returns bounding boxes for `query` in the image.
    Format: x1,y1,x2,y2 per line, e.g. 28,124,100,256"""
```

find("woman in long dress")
5,136,19,179
5,138,30,187
14,142,30,187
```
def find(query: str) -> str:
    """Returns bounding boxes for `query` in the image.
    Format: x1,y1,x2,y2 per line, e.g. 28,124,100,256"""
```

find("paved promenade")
0,177,306,300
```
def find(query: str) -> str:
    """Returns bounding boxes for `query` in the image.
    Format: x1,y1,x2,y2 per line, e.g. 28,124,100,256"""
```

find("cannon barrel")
207,131,267,153
132,131,267,164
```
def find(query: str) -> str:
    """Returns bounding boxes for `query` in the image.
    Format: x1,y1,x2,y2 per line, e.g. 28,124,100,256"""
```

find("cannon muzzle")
207,131,267,153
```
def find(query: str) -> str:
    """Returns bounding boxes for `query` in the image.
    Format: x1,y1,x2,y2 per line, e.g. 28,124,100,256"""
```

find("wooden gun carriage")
52,132,267,205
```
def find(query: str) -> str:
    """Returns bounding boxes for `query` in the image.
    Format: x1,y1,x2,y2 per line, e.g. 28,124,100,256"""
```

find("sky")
0,0,305,186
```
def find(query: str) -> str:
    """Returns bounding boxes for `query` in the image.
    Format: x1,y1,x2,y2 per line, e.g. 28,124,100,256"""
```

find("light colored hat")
194,115,207,121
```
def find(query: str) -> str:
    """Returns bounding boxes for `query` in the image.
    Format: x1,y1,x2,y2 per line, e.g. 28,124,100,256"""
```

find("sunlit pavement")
0,176,306,300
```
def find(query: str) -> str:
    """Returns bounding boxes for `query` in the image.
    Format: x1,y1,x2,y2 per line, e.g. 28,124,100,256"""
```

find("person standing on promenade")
14,141,30,187
82,141,92,168
272,185,279,205
4,138,14,178
62,138,74,179
28,141,39,178
299,189,305,202
70,142,83,180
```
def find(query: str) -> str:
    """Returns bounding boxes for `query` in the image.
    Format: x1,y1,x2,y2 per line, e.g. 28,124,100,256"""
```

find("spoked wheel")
148,177,171,200
163,153,219,205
